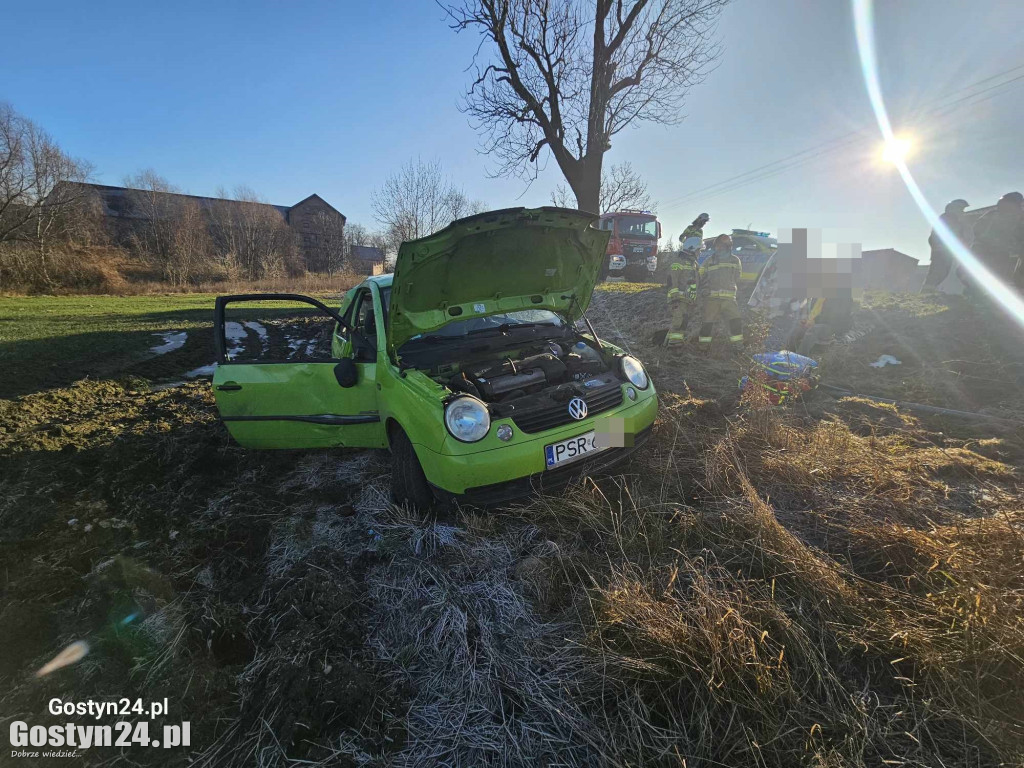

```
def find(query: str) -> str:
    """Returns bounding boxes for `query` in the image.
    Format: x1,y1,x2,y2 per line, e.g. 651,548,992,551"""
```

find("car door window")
218,296,338,364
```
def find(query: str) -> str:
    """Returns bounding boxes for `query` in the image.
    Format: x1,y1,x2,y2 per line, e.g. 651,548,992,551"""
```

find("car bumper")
432,424,653,507
415,390,658,497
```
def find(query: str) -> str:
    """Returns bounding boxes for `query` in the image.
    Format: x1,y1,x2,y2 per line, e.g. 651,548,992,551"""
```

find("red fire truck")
598,209,661,281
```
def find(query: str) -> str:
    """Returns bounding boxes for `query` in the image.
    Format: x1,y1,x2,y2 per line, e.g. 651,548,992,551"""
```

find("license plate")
545,431,607,469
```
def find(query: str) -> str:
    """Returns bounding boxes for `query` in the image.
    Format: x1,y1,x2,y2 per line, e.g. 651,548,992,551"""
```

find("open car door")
211,293,386,449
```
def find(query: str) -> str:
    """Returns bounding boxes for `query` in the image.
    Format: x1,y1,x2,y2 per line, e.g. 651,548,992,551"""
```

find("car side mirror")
334,358,358,388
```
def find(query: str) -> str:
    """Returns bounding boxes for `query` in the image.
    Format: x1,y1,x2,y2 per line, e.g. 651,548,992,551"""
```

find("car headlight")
444,396,491,442
620,355,649,390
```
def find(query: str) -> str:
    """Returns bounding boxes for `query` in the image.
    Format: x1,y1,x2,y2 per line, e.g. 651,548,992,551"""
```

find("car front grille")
508,384,624,434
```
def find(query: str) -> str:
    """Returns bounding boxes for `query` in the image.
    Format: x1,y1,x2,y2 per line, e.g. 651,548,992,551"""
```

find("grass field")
1,286,1022,767
0,295,220,398
0,293,346,398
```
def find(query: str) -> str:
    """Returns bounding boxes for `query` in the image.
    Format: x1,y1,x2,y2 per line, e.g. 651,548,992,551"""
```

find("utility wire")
660,63,1024,213
683,73,1024,205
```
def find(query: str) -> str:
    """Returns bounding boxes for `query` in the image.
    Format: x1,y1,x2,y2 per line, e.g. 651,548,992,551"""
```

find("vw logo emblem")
567,397,588,421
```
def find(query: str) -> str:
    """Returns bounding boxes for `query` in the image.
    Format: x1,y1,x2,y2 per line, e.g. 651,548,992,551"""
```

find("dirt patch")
0,381,397,766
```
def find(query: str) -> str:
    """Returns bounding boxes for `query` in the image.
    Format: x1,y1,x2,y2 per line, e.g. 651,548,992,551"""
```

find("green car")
211,207,658,507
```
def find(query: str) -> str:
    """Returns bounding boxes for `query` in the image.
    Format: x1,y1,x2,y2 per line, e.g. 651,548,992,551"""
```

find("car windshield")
615,216,657,238
412,309,564,341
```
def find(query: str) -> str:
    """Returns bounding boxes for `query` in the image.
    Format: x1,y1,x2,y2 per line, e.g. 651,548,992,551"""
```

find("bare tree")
210,186,299,280
168,199,211,286
371,158,485,254
343,222,391,270
1,104,94,286
344,222,388,253
123,170,179,269
121,171,212,286
305,210,347,274
551,161,654,212
444,0,727,213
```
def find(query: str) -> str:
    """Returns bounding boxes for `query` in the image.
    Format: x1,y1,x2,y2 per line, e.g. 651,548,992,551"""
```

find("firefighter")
974,192,1024,280
664,236,700,345
697,234,743,351
680,213,710,244
963,191,1024,297
922,198,969,291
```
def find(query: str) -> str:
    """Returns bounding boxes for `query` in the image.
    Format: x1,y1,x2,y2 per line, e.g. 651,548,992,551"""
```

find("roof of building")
861,248,918,265
288,193,346,222
350,244,385,263
60,182,343,224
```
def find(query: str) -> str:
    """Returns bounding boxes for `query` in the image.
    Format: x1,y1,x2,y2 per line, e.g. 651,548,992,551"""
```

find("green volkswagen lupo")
212,207,658,507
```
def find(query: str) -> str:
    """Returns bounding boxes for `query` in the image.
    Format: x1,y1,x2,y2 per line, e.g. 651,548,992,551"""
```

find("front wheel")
389,426,435,510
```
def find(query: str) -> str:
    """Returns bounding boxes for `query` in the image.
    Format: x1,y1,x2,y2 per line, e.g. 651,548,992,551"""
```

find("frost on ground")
149,330,188,355
265,452,387,576
243,321,269,353
224,321,247,359
185,363,217,378
352,514,607,767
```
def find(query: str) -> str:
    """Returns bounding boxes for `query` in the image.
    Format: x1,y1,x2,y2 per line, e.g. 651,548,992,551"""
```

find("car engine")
413,337,631,434
433,341,609,401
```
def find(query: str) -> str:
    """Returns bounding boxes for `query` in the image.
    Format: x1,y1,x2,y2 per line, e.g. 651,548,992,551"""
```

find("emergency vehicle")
599,210,661,281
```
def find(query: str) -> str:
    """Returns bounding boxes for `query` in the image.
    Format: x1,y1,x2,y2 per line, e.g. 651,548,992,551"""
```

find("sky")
4,0,1022,263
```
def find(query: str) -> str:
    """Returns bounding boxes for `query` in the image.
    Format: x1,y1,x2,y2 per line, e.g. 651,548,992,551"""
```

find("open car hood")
388,207,609,350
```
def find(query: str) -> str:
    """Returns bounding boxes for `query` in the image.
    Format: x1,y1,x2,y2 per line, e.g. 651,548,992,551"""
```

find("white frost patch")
244,321,269,352
224,322,247,359
277,452,376,494
265,505,363,577
284,333,319,360
150,331,187,355
185,363,216,378
264,452,388,577
351,520,607,766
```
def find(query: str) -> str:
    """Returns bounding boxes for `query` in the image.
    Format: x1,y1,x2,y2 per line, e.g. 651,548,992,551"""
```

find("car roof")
362,273,393,288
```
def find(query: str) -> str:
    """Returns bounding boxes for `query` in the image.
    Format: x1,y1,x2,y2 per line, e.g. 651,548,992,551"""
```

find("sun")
881,135,914,165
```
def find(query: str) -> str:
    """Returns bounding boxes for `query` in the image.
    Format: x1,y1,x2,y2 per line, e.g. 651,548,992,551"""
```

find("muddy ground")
1,286,1022,767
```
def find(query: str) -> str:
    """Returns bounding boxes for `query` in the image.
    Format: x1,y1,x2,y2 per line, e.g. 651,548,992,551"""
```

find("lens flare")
852,0,1024,325
881,135,913,164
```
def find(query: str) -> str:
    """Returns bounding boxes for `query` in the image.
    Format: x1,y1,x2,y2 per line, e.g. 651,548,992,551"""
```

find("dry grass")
503,394,1023,767
3,283,1022,767
128,270,364,297
1,243,366,296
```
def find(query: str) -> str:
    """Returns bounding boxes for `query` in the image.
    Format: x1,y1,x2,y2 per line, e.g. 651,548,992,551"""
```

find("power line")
685,73,1024,205
660,63,1024,214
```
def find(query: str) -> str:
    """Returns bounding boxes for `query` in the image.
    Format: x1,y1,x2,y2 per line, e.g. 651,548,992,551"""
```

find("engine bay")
413,336,627,427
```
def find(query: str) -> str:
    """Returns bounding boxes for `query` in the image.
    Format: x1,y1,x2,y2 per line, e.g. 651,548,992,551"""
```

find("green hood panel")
388,207,608,349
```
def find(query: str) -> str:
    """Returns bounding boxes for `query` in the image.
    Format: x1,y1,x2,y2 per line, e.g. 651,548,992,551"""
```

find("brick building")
860,248,923,292
61,182,346,270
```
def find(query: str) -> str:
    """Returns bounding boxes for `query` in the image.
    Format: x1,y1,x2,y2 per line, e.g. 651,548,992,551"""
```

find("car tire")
389,426,435,510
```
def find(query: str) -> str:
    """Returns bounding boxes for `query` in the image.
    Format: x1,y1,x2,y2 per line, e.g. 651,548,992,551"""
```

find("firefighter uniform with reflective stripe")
680,223,705,243
698,250,743,347
665,255,698,345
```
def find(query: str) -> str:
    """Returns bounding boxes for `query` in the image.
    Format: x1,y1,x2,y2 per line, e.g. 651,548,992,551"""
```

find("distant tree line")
4,100,662,294
0,105,393,292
